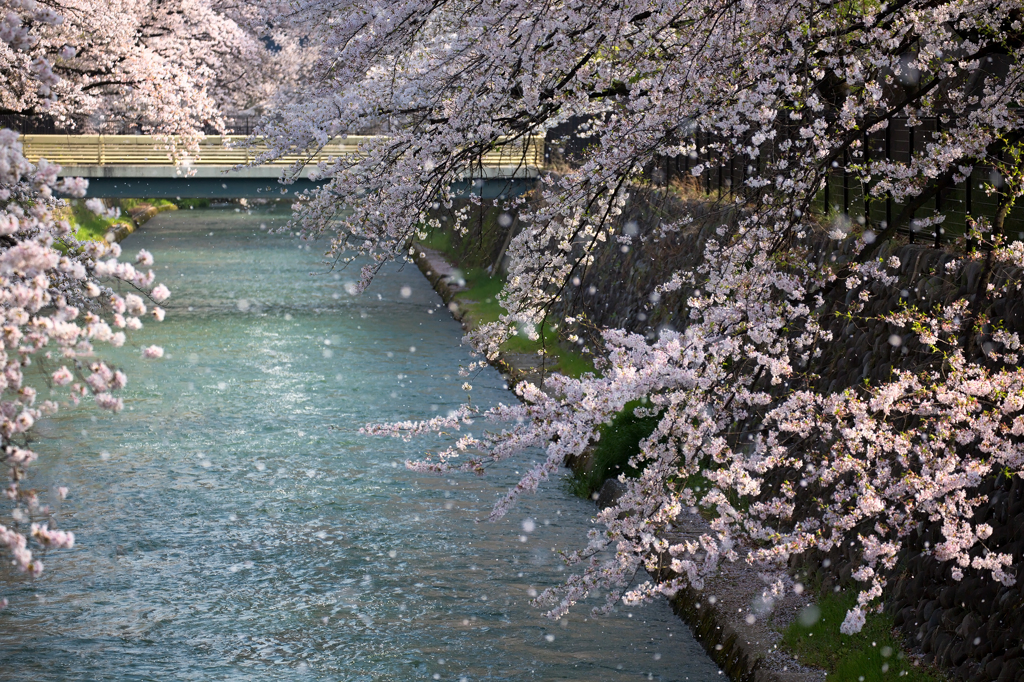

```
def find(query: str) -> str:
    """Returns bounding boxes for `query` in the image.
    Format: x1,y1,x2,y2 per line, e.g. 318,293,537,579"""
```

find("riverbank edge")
410,242,824,682
107,201,178,242
60,199,178,244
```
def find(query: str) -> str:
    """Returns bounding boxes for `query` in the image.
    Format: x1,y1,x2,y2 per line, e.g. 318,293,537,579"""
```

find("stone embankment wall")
110,201,178,241
887,475,1024,682
423,184,1024,682
557,197,1024,682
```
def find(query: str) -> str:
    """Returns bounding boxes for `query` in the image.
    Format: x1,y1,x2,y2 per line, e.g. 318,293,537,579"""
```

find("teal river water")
0,208,721,681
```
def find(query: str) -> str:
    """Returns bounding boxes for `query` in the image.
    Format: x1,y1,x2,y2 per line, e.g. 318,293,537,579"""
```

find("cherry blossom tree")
1,0,182,601
263,0,1024,634
0,128,171,605
1,0,302,143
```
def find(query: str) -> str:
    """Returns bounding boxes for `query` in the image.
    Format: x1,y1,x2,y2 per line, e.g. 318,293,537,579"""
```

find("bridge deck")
19,134,544,180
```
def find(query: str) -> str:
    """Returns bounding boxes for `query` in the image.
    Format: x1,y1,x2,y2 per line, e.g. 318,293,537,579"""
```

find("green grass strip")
782,589,941,682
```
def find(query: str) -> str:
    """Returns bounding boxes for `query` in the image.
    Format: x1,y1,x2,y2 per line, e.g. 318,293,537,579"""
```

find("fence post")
965,165,972,217
705,133,711,195
704,132,711,195
934,119,943,247
843,149,849,215
741,143,747,196
885,120,892,230
863,130,871,224
717,150,723,200
907,124,914,244
823,168,829,212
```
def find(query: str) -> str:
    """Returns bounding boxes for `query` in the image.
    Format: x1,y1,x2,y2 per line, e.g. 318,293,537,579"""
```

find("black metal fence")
664,119,1020,249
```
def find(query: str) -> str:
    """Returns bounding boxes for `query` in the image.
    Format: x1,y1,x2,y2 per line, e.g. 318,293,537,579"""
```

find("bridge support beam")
81,177,327,199
77,173,536,200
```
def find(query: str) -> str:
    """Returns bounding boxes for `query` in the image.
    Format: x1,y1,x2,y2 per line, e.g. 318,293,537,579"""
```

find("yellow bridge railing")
19,134,545,172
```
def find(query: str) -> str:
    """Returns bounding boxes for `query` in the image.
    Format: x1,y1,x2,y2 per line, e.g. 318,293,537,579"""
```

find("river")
0,207,721,681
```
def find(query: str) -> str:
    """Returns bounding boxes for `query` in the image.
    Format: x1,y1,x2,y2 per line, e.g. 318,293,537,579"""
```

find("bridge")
19,134,545,199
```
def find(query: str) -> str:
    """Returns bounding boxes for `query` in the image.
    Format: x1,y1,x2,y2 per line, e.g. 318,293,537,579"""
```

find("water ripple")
0,208,721,682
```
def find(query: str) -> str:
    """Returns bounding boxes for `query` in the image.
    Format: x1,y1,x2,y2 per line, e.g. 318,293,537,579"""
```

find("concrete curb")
410,243,532,383
656,510,824,682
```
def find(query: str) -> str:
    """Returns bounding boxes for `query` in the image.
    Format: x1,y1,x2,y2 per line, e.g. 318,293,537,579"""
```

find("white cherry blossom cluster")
0,129,169,605
1,0,311,151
